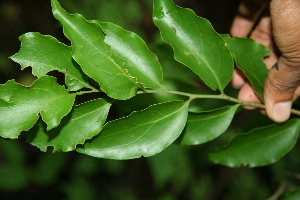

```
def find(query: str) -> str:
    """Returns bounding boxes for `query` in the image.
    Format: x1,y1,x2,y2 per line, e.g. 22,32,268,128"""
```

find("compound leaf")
77,100,190,159
24,98,112,152
209,118,300,167
222,35,269,100
51,0,139,100
10,32,91,91
100,22,165,90
153,0,233,92
180,104,239,145
0,76,75,139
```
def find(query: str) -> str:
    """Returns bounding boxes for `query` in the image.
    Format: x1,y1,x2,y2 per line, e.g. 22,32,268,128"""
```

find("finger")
236,12,278,105
264,61,300,122
264,0,300,122
271,0,300,61
231,1,273,92
230,12,255,37
238,82,261,109
249,15,272,47
230,0,269,37
231,68,246,88
230,2,264,90
249,14,279,69
249,13,280,69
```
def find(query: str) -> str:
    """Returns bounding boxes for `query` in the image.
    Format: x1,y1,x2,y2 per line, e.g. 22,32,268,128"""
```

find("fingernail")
232,86,241,89
272,101,292,122
260,109,266,115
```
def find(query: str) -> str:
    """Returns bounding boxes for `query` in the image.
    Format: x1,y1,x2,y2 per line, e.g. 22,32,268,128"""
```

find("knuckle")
251,26,272,47
281,56,300,69
268,77,298,94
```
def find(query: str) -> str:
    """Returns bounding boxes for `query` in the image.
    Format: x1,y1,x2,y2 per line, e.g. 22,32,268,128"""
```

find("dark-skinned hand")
230,0,300,122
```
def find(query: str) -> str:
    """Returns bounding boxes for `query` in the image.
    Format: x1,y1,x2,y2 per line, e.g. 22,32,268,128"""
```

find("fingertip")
230,15,254,37
263,60,299,122
231,69,246,88
238,83,261,110
264,83,292,123
266,101,292,123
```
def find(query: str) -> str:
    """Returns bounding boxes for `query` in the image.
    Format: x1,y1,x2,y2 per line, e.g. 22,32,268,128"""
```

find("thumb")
264,0,300,122
264,59,300,123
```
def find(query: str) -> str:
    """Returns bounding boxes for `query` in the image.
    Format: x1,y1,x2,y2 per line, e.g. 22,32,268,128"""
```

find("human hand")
230,0,300,123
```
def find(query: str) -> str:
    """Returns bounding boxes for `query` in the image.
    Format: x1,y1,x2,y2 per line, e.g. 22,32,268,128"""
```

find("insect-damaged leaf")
24,99,112,152
51,0,139,100
10,32,91,91
0,76,75,139
222,35,269,100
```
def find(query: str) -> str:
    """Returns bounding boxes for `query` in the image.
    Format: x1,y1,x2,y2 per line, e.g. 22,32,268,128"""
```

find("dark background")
1,0,300,200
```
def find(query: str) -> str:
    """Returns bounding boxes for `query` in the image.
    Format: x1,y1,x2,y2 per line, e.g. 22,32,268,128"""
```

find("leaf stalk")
138,89,300,117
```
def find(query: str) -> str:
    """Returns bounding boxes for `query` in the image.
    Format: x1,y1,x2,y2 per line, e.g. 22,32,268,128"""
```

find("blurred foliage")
0,0,300,199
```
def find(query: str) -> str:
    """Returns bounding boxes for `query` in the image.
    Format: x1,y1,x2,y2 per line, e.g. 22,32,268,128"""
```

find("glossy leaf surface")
209,119,300,167
222,35,269,100
77,101,190,159
153,0,233,92
24,99,112,152
100,22,165,89
0,76,75,139
180,105,239,145
51,0,138,100
10,32,90,91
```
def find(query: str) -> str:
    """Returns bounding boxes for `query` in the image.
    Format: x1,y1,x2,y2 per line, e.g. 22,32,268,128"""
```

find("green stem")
137,89,300,116
74,88,300,116
73,88,100,95
266,181,287,200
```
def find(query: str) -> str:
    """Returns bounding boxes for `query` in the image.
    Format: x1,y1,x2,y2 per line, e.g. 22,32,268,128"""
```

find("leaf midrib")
156,8,222,90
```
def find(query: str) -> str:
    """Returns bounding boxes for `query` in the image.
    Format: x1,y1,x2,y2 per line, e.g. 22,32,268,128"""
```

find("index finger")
230,0,270,37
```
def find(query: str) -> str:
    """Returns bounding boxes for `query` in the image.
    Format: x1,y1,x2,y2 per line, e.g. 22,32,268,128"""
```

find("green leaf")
209,119,300,167
51,0,139,100
0,76,75,139
180,105,239,145
222,35,269,100
100,22,165,89
77,100,190,159
10,32,91,91
23,98,112,152
153,0,233,92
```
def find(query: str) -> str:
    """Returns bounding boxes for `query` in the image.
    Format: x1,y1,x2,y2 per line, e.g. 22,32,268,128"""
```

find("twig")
137,89,300,116
266,181,287,200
